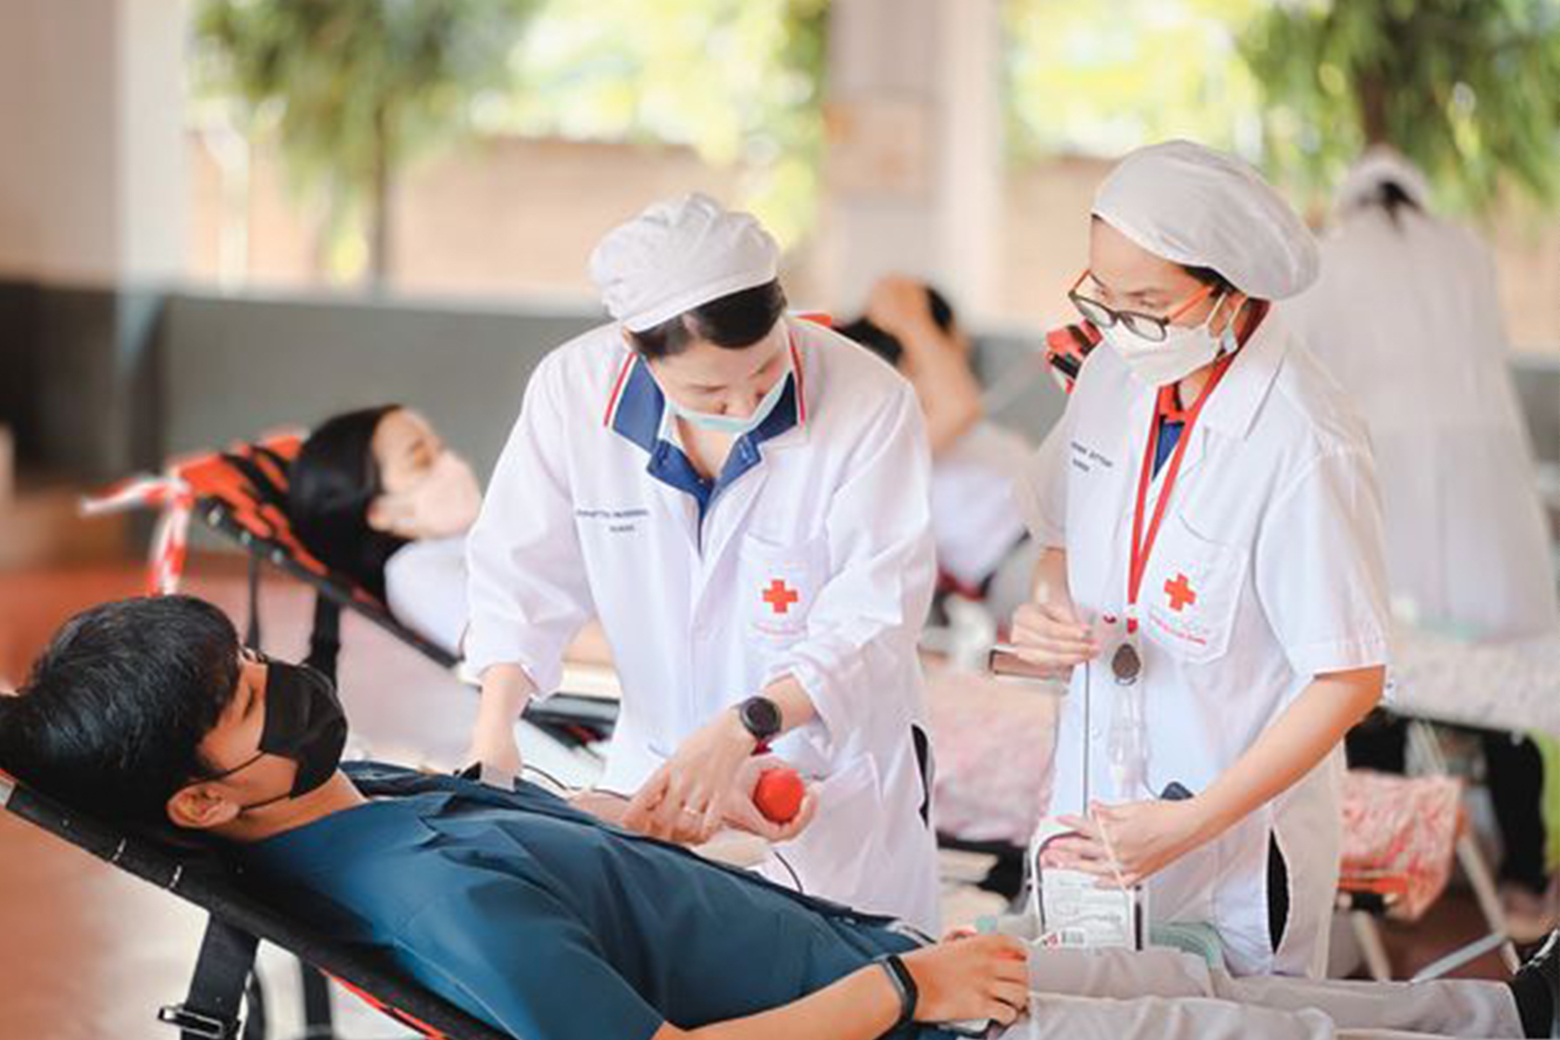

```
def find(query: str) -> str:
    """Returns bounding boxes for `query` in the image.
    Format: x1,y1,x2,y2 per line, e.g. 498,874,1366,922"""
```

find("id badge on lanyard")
1106,355,1237,797
1121,352,1237,669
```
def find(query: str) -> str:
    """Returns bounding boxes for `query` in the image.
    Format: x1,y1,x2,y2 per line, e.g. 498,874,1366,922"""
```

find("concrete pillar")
0,0,187,478
818,0,1003,319
0,0,187,284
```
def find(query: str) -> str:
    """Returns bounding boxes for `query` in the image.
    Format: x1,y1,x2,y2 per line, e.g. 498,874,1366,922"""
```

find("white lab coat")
1288,201,1559,638
465,316,942,929
1018,313,1392,976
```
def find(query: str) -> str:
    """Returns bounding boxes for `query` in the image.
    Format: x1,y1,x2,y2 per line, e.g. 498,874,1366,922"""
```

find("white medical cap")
589,193,780,332
1092,140,1319,300
1333,146,1432,215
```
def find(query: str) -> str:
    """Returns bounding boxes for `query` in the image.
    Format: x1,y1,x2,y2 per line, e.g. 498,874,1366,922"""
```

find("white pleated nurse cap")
589,193,780,332
1092,140,1320,301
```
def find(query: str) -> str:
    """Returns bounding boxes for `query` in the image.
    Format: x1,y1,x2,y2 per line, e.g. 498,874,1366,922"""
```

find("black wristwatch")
735,695,783,745
873,953,919,1030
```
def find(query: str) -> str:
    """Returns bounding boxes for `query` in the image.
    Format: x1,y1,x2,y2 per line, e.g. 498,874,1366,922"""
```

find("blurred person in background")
1289,147,1560,940
838,277,1039,626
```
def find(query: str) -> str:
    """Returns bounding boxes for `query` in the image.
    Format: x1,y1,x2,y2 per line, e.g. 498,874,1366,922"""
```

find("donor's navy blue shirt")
240,764,952,1040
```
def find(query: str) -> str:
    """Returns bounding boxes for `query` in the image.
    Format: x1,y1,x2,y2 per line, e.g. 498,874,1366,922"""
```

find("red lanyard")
1125,353,1237,633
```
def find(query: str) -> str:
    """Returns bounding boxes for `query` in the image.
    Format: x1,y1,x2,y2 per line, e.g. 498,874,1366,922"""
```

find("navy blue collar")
601,340,806,517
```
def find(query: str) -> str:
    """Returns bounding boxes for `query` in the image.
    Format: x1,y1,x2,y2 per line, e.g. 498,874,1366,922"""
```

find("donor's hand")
902,935,1030,1027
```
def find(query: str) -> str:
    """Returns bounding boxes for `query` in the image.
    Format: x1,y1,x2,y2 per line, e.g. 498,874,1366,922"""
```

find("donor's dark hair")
288,404,408,601
0,595,241,825
628,280,788,360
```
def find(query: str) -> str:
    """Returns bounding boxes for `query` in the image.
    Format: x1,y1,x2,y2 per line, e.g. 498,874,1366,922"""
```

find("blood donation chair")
82,432,619,754
1337,754,1524,982
0,764,515,1040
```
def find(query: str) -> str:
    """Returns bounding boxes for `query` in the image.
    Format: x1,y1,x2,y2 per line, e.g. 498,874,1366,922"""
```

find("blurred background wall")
0,0,1557,548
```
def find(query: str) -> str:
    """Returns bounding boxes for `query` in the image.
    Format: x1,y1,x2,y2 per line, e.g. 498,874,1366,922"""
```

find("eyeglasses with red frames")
1066,270,1220,343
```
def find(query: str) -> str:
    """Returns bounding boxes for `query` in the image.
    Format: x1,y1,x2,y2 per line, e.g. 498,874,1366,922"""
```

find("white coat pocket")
1142,514,1242,665
739,532,826,646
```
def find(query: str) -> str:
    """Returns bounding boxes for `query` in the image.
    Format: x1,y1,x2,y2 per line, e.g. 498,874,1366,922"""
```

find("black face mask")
203,657,349,811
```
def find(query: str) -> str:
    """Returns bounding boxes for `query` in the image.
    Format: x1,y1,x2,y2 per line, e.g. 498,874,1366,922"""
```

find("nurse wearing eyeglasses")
1009,142,1391,977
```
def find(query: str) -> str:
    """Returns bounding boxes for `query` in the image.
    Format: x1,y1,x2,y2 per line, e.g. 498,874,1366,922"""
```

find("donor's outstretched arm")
656,935,1029,1040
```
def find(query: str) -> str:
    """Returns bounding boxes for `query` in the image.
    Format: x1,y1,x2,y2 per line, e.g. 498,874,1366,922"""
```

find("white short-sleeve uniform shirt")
1017,312,1391,976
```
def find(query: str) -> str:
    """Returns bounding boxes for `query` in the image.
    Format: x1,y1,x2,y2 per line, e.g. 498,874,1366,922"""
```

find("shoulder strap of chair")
306,592,343,685
158,916,259,1040
220,450,291,514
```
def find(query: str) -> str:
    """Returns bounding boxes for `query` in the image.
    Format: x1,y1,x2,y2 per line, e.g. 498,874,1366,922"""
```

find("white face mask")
377,451,482,539
1103,302,1240,388
660,360,791,437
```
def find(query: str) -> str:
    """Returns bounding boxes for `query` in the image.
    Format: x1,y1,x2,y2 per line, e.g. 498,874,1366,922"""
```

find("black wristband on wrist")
873,952,918,1030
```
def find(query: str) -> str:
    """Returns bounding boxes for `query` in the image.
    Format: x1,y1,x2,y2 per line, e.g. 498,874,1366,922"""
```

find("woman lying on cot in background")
287,405,477,654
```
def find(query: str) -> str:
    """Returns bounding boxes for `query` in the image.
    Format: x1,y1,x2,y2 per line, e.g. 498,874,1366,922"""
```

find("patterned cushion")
926,668,1059,844
1339,770,1462,921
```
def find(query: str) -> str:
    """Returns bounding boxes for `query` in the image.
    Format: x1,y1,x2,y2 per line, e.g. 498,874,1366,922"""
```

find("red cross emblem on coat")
1165,573,1197,612
763,578,800,615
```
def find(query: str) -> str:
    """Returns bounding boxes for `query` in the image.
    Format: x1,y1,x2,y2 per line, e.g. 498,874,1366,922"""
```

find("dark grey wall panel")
159,293,599,480
0,281,164,481
972,332,1067,445
0,280,40,464
1512,359,1560,465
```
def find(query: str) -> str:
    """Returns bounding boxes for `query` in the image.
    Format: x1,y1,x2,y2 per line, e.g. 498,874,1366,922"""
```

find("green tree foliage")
192,0,535,285
491,0,829,247
1004,0,1266,162
1241,0,1560,213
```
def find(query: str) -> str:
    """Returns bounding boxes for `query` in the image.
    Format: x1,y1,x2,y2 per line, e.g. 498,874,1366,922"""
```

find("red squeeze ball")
754,767,806,824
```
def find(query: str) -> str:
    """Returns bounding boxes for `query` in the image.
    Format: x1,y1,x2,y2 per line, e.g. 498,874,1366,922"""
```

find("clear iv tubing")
1080,620,1093,811
1107,680,1148,799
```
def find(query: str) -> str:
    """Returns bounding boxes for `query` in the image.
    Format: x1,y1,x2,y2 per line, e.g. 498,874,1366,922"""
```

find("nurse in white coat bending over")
464,194,941,929
1011,142,1391,976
